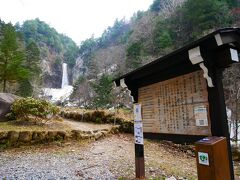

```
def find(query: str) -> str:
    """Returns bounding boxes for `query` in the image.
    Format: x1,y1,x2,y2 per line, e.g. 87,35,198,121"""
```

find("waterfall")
42,62,73,103
61,63,69,88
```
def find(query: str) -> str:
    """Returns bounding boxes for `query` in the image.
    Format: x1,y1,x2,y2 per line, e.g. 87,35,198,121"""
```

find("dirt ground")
63,119,114,131
0,134,240,179
0,134,195,179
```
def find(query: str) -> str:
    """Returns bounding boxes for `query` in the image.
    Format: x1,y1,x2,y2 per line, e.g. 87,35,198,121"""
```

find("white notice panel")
134,123,144,145
134,104,142,121
194,106,208,127
134,103,144,145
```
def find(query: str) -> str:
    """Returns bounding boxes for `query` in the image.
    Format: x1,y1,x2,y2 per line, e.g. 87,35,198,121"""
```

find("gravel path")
0,134,198,179
0,135,134,180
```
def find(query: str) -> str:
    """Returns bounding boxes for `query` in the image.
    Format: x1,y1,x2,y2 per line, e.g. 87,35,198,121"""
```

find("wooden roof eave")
113,28,240,102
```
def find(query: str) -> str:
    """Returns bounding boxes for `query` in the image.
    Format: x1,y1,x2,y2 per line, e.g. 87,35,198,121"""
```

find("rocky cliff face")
42,62,62,88
72,57,86,83
38,43,76,88
40,45,63,88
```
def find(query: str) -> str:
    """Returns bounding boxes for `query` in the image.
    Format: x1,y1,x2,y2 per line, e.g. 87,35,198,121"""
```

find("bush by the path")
7,97,59,122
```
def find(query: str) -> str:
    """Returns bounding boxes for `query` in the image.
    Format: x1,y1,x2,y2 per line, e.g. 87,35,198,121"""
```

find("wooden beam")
207,68,234,180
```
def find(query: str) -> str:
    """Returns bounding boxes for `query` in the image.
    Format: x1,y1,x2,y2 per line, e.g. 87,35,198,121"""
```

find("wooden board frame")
138,70,211,136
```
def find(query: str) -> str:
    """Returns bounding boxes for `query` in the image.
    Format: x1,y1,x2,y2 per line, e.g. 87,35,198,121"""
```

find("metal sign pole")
134,104,145,179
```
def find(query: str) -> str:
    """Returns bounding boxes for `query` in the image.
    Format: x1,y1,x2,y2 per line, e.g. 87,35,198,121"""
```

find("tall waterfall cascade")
61,63,69,88
42,63,73,103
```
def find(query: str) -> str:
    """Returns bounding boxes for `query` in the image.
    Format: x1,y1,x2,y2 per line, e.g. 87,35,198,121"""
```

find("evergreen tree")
17,41,41,97
92,74,113,108
153,19,173,55
182,0,232,39
150,0,161,12
126,42,142,69
25,41,41,77
0,23,28,92
224,0,239,7
17,79,33,97
26,42,41,74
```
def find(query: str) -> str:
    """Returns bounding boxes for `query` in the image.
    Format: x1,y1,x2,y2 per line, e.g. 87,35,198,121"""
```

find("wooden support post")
207,68,234,180
134,103,145,179
135,144,145,179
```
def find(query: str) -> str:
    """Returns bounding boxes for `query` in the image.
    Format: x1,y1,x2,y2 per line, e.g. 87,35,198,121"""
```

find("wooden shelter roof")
114,28,240,101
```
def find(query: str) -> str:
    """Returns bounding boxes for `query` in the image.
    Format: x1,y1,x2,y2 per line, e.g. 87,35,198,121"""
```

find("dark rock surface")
0,93,19,120
43,63,62,88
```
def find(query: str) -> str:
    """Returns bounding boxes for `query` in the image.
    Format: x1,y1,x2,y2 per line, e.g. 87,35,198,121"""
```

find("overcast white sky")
0,0,153,45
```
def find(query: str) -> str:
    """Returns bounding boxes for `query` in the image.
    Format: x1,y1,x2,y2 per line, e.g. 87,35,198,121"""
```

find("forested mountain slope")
75,0,237,79
17,18,79,88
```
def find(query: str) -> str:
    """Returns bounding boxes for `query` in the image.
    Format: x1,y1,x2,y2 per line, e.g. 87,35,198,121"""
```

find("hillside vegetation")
77,0,235,77
71,0,239,107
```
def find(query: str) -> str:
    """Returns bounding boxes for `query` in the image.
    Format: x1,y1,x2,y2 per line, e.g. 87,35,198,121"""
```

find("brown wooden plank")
138,70,211,136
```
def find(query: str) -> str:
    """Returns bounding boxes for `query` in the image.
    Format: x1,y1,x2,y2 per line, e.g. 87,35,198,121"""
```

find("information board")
138,70,211,136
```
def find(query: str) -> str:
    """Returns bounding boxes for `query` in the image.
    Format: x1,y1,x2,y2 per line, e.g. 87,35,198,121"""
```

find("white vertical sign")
134,123,144,144
134,103,142,121
134,104,144,145
194,106,208,126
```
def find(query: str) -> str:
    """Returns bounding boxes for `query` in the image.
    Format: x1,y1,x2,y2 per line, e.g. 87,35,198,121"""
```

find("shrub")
9,97,59,122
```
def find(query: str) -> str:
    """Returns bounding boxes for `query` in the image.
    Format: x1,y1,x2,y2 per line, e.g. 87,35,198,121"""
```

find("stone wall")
0,127,118,148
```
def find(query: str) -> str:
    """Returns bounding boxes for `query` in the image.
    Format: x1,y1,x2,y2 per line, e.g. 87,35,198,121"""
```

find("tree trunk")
3,79,6,92
235,87,239,142
236,100,238,142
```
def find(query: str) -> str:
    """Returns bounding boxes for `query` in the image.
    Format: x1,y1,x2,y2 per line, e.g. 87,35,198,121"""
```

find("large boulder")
0,93,19,120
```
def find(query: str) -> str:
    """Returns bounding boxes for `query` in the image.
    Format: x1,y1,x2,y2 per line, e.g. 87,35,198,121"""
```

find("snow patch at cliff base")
42,85,73,103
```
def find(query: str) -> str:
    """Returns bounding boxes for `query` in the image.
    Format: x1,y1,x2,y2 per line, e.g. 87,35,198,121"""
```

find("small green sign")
198,152,209,166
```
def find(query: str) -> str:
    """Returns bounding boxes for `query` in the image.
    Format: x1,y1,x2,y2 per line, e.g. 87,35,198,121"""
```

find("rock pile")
0,93,19,120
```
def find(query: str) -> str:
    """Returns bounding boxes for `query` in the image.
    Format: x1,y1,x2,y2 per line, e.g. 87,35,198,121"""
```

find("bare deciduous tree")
223,63,240,142
160,0,185,18
71,78,93,108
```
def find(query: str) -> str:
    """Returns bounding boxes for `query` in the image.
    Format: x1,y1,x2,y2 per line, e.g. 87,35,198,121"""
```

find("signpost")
134,104,145,179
